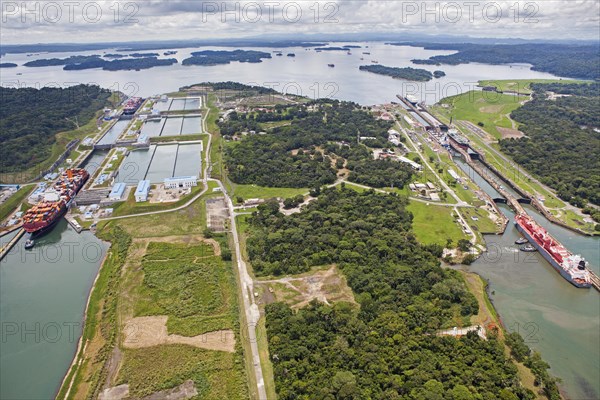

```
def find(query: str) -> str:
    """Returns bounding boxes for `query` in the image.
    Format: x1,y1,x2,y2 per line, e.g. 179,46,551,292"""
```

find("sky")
1,0,599,44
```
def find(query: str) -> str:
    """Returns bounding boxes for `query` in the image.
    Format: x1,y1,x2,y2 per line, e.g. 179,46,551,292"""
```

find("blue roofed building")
109,182,127,201
135,180,151,202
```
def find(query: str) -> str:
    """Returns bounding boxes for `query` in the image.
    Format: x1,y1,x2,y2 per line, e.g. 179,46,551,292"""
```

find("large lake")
0,42,564,104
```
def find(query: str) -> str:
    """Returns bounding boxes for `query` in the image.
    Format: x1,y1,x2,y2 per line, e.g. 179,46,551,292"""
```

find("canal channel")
454,155,600,400
0,221,108,400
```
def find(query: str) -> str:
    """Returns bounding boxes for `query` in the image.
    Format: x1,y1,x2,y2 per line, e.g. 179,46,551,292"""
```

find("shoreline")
56,239,111,400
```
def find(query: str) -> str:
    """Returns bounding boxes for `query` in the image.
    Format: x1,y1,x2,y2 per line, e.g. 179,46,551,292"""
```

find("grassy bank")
0,185,34,222
478,79,585,94
407,201,468,246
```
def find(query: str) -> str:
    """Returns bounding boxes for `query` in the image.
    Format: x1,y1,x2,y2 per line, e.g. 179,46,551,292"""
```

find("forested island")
315,46,354,51
0,63,17,68
128,52,160,58
390,42,600,80
23,55,102,67
0,85,111,173
23,54,178,70
64,57,177,71
182,50,271,66
500,82,600,208
359,64,438,81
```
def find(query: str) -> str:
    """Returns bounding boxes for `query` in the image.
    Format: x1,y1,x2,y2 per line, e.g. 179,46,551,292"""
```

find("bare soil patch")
123,316,235,353
257,266,356,309
206,197,229,232
99,380,198,400
496,126,525,139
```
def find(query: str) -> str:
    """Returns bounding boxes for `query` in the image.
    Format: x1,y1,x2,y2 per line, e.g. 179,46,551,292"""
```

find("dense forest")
182,50,272,66
223,100,397,188
0,85,111,172
499,83,600,207
392,42,600,80
347,158,413,188
359,65,436,81
247,188,552,399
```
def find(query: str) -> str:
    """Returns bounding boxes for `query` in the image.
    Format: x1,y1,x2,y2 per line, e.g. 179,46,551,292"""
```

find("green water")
0,220,108,399
454,158,600,399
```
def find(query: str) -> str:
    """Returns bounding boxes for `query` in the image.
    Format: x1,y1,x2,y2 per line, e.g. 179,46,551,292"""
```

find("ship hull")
515,222,591,288
24,205,68,238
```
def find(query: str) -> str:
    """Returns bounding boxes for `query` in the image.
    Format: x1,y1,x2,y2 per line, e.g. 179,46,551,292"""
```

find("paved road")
217,177,267,400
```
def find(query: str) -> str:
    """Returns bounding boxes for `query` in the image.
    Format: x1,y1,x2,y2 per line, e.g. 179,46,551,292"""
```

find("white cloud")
0,0,598,43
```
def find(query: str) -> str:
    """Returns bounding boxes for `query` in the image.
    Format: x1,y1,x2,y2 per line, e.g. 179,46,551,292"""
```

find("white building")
448,169,460,182
109,182,127,201
398,156,422,171
135,180,150,202
164,176,197,189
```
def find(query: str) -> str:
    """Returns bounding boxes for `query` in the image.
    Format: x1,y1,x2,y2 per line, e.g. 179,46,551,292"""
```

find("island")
433,70,446,78
182,49,272,66
359,64,437,81
388,42,600,81
314,46,353,51
64,57,178,71
103,53,126,59
23,54,177,71
128,52,160,58
23,55,102,67
0,63,17,68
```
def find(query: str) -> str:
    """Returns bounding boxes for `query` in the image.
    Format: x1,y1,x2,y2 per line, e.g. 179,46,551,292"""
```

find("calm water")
141,116,202,137
0,42,565,104
454,157,600,400
0,221,108,399
96,119,129,146
116,143,203,184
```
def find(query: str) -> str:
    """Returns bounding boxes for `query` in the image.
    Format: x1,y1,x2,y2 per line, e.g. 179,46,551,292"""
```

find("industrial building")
109,182,127,201
135,180,151,202
164,176,198,189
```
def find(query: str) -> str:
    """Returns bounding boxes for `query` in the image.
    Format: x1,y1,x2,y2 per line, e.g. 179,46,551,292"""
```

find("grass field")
407,201,468,245
0,185,34,222
478,79,585,94
117,344,247,399
133,241,238,336
439,91,527,139
461,207,500,234
117,236,248,399
231,184,308,204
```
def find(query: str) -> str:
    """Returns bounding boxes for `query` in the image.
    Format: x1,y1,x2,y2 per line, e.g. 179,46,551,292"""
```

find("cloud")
0,0,598,43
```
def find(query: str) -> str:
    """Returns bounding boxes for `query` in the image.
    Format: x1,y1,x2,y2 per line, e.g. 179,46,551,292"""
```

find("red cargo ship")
515,214,591,288
22,168,89,237
122,97,143,115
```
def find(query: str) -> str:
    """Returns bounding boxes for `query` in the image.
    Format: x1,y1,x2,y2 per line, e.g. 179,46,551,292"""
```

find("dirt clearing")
257,266,356,309
206,197,229,232
497,126,525,139
123,316,235,352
